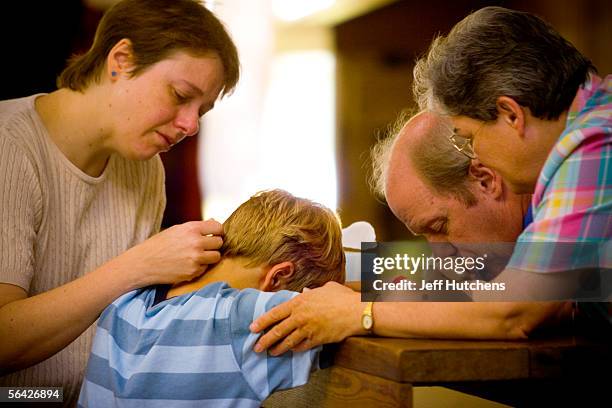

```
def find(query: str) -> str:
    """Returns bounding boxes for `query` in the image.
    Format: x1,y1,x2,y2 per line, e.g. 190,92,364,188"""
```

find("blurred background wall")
331,0,611,241
1,0,609,237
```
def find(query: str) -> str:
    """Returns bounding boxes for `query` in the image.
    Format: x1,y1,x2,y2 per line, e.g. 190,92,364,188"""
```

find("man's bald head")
372,110,528,244
371,111,475,206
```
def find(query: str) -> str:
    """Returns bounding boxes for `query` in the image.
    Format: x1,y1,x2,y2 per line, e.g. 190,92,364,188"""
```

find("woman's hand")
0,219,223,374
114,219,224,288
249,282,365,355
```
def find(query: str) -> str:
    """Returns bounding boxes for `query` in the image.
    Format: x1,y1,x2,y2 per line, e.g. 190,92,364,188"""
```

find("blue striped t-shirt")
78,282,321,407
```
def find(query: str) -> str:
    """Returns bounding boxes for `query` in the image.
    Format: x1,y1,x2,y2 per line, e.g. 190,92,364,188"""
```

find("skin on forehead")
386,120,448,234
385,114,525,244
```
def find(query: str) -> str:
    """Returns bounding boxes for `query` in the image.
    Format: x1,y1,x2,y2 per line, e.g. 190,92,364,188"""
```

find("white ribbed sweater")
0,95,166,406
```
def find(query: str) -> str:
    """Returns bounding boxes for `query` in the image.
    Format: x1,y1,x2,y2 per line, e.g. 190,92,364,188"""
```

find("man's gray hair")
370,112,476,206
413,6,595,121
370,112,408,200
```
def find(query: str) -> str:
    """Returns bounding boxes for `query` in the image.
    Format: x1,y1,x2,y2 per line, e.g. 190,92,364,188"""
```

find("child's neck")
166,258,263,299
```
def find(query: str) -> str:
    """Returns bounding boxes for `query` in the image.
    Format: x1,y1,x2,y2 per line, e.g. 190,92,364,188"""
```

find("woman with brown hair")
0,0,239,404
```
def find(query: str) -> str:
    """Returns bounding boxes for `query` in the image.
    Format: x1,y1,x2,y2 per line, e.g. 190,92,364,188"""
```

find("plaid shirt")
509,74,611,272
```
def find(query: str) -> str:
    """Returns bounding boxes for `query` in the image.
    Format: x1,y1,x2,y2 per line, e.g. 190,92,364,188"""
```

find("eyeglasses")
449,132,477,160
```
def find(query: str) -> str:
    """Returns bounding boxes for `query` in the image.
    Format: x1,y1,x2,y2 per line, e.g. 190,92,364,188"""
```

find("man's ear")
106,38,136,81
468,160,503,199
496,96,525,137
259,261,295,291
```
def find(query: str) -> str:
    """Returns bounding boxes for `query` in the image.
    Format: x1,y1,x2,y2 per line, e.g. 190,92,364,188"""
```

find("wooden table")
263,335,611,407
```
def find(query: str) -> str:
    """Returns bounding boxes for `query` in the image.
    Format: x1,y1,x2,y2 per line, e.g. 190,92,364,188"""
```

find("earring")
111,71,117,77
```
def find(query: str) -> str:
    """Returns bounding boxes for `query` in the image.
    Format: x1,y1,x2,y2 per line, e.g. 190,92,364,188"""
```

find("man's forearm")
372,301,569,340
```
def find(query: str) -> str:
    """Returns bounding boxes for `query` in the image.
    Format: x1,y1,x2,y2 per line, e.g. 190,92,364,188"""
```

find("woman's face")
109,50,225,160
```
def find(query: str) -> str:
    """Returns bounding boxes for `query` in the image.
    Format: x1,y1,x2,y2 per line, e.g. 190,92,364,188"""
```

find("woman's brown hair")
58,0,239,96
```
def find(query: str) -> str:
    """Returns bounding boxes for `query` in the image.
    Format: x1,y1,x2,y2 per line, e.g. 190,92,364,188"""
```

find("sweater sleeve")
0,134,42,291
149,155,166,236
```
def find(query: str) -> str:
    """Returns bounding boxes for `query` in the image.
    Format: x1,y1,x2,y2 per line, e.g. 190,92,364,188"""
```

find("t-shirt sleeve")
229,288,321,401
509,131,612,272
0,134,41,291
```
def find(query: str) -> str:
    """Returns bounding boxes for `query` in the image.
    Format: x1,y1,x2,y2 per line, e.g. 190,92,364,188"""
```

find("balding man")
249,111,572,355
376,111,528,243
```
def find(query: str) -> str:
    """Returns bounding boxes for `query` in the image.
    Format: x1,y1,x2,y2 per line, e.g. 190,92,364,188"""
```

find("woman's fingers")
251,305,297,353
291,337,315,353
193,219,224,236
200,235,223,250
269,328,310,356
197,250,222,266
250,300,294,334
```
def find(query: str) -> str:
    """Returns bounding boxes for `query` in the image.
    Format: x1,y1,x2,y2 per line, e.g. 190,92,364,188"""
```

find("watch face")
362,315,373,330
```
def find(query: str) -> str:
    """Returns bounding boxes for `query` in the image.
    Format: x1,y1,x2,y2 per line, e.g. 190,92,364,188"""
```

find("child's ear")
260,262,295,291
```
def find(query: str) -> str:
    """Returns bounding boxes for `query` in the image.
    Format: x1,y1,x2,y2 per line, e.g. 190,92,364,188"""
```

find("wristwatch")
361,301,374,333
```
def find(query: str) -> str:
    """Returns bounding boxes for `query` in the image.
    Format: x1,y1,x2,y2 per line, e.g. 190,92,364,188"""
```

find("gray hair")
413,6,595,121
370,112,476,206
370,112,409,200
